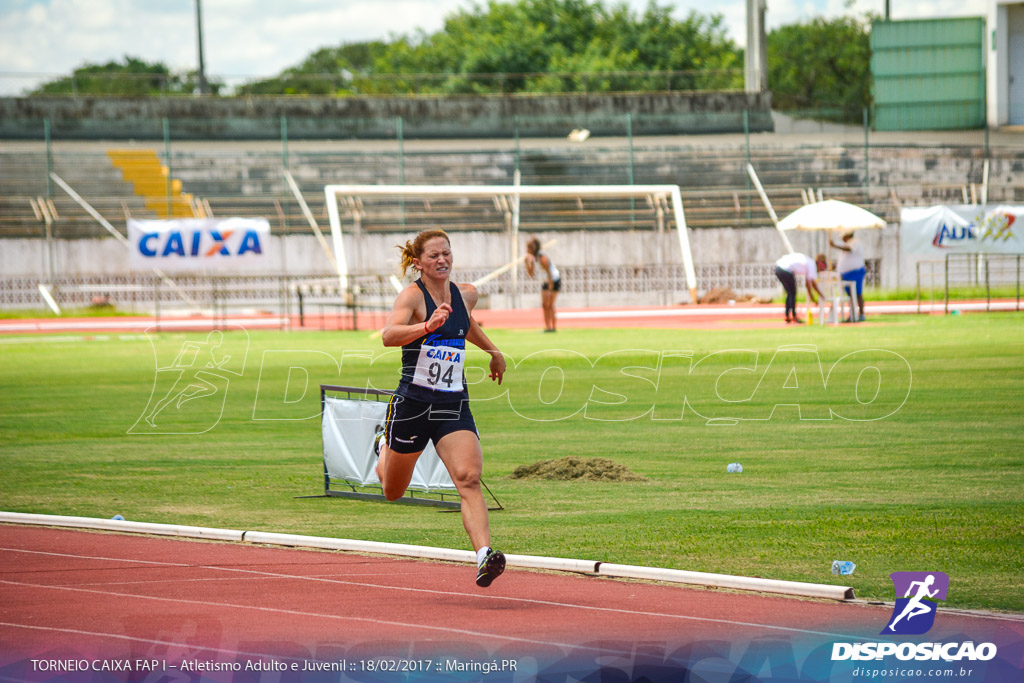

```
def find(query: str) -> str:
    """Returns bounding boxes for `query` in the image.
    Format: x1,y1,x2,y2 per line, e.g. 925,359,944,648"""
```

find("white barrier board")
321,395,456,491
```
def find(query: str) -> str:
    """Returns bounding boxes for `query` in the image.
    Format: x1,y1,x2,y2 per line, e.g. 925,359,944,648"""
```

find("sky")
0,0,988,95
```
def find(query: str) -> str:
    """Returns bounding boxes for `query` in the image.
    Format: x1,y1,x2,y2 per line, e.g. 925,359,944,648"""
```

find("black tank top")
395,280,471,403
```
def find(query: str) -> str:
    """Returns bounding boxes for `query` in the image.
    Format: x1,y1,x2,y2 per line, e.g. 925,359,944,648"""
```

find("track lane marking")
0,579,621,654
0,621,307,662
0,546,869,640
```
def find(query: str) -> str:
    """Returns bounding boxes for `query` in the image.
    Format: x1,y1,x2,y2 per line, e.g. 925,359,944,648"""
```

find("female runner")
376,229,508,587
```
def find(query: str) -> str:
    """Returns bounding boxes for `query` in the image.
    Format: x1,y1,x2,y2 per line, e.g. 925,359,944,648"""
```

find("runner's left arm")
459,283,506,385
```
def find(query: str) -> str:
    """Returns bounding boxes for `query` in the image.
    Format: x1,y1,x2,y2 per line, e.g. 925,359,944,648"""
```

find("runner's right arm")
381,286,450,347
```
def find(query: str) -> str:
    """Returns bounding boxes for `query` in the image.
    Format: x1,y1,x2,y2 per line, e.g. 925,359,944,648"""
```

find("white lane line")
1,547,192,567
0,334,149,345
0,318,288,333
557,300,1022,320
0,621,307,662
71,571,428,587
0,580,617,654
0,546,864,640
0,335,107,344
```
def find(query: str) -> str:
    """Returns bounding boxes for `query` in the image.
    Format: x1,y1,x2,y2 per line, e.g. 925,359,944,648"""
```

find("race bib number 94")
412,342,465,392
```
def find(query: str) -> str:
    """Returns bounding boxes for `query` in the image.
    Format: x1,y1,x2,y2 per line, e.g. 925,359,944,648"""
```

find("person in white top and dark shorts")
831,231,866,322
525,236,562,332
774,252,825,324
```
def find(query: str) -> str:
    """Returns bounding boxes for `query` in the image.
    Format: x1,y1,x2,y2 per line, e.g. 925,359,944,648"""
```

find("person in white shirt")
774,252,825,323
830,231,866,322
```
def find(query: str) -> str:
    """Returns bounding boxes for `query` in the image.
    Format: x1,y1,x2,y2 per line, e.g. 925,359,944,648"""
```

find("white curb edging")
504,553,600,573
0,512,853,600
242,530,475,563
596,563,855,601
0,512,244,542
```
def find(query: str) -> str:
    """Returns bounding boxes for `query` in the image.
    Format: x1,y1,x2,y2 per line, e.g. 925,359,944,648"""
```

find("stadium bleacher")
1,135,1021,240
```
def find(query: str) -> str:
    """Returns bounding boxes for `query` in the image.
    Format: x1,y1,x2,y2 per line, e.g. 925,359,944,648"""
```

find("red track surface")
2,524,1021,675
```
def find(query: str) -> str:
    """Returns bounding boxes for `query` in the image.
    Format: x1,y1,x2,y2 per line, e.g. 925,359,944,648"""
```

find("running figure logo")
882,571,949,635
129,327,249,435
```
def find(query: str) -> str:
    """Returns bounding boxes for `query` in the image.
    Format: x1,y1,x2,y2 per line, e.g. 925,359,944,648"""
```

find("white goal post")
323,184,698,303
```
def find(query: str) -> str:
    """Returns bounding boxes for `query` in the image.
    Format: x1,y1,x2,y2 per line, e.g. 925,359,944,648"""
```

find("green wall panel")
871,17,985,131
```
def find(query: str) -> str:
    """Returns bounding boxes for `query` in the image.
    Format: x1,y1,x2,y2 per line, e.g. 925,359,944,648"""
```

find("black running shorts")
542,277,562,292
383,394,478,454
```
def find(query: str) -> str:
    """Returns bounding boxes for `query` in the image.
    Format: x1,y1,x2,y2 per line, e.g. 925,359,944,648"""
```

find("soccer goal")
320,183,698,304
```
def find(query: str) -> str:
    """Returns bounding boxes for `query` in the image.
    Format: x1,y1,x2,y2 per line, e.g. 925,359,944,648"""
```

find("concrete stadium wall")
1,226,908,310
0,92,773,140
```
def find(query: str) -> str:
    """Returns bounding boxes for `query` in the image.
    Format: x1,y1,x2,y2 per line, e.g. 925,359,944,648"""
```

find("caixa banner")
128,218,270,272
900,205,1024,254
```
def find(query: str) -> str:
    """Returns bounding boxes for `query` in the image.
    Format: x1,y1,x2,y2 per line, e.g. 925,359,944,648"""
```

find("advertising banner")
900,205,1024,254
128,217,270,271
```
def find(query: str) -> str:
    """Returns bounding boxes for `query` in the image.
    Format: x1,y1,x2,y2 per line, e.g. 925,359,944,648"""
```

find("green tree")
242,0,741,96
239,42,388,95
32,56,223,96
767,15,873,120
29,1,743,97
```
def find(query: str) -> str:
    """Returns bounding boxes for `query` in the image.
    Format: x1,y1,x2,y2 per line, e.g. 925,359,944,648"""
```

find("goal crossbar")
324,184,698,303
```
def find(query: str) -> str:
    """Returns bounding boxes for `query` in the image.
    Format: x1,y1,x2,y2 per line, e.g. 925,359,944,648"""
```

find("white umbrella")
778,199,886,232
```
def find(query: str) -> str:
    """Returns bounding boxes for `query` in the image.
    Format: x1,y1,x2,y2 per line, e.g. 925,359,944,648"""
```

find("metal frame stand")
313,384,503,511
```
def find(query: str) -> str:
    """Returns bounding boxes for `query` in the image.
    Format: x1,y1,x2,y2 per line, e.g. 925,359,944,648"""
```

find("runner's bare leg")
435,430,489,550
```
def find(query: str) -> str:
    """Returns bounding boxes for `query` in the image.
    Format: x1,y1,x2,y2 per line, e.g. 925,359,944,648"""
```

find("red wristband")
424,321,430,335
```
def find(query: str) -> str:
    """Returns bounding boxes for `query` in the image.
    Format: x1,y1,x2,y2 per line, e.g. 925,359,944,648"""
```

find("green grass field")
1,314,1022,612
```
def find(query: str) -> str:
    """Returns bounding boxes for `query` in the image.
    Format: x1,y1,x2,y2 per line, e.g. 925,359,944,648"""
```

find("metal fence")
916,254,1023,313
1,257,897,318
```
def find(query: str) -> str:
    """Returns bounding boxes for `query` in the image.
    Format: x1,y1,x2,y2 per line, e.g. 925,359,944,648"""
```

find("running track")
1,524,1022,681
1,299,1020,335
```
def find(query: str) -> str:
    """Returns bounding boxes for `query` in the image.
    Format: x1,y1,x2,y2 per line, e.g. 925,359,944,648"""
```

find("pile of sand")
697,287,772,305
510,456,646,482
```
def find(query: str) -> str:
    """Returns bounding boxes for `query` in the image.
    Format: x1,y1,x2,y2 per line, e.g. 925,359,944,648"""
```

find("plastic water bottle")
111,514,125,521
831,560,856,575
727,463,743,473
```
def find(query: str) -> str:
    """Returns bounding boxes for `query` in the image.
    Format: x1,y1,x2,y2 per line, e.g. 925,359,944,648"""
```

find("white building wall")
0,226,903,308
988,0,1024,127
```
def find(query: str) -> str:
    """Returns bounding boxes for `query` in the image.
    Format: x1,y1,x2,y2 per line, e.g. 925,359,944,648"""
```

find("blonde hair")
398,229,450,277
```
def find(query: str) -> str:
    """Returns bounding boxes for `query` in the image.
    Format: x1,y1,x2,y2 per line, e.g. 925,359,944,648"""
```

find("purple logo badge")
882,572,949,635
